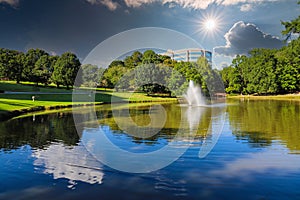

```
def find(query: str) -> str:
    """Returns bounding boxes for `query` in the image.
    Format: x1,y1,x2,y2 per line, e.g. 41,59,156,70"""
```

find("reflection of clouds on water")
154,171,188,197
181,143,300,197
32,143,104,187
0,186,54,200
209,144,300,180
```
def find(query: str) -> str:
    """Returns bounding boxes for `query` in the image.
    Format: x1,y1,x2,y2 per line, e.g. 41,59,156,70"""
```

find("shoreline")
1,93,299,122
0,98,178,122
226,93,300,101
0,102,104,122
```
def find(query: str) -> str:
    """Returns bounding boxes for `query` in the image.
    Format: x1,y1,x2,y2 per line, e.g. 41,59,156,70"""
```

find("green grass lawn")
0,81,71,93
0,92,176,111
0,81,177,120
227,94,300,100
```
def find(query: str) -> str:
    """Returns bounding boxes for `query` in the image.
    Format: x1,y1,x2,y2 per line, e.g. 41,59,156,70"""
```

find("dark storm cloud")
214,21,284,56
0,0,133,58
0,0,19,7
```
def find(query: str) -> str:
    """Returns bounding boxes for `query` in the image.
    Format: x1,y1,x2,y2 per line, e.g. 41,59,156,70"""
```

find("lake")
0,100,300,200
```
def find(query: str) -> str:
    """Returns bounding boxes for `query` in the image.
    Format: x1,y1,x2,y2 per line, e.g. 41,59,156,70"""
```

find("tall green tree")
0,48,24,83
109,60,124,68
276,38,300,93
81,64,104,87
32,55,53,85
135,63,169,95
23,49,48,82
142,50,160,64
124,51,142,68
246,49,278,94
0,48,10,79
102,65,128,88
11,52,25,84
51,52,81,89
221,66,243,94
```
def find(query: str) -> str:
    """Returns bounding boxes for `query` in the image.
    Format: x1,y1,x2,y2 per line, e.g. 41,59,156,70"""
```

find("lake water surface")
0,100,299,200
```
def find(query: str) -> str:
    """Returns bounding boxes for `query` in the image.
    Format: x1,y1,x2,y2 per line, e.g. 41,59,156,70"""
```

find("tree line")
0,48,81,89
220,3,300,95
82,50,223,96
0,47,222,96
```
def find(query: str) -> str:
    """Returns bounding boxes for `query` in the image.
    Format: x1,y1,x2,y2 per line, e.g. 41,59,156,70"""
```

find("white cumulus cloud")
240,3,253,11
219,0,279,6
122,0,285,10
86,0,119,10
162,0,214,9
214,21,284,56
124,0,157,8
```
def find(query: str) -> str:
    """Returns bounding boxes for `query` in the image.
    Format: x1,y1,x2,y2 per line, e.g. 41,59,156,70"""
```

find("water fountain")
183,80,206,106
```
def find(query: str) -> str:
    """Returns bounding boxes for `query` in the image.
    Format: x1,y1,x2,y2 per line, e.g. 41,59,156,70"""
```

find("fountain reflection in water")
183,80,206,106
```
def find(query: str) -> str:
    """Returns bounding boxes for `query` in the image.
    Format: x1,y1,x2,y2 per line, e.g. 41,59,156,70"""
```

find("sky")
0,0,299,68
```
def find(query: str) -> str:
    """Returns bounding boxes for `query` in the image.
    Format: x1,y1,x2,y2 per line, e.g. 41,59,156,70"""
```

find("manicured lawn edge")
226,94,300,101
0,102,104,122
0,98,178,122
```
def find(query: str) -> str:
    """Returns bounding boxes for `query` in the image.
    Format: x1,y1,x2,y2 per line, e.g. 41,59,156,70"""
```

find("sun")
191,8,225,46
204,19,216,31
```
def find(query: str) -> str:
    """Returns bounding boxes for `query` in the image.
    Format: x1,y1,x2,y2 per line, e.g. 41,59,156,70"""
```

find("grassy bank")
0,81,177,121
227,93,300,101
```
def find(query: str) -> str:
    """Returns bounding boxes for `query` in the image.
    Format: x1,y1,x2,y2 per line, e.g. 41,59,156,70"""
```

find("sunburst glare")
191,8,225,45
204,19,216,31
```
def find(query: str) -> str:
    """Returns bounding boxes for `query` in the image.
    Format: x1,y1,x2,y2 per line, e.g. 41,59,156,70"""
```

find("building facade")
163,48,212,63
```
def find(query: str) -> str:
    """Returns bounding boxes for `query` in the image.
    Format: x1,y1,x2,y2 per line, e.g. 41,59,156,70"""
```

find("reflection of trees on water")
0,112,79,151
0,103,226,151
95,104,223,145
227,100,300,152
233,131,272,148
0,110,104,186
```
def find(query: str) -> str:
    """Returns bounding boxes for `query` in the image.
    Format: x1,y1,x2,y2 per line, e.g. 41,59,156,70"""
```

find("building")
162,48,212,63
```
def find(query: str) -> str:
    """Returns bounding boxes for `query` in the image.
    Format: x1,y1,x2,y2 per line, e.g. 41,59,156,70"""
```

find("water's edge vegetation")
1,92,299,122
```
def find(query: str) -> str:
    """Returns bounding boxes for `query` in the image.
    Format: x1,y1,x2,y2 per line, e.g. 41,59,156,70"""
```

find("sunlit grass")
0,81,177,120
0,81,70,93
227,94,300,101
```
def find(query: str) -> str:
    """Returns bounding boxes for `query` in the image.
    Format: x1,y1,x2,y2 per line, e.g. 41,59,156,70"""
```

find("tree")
11,52,25,84
222,66,243,94
81,64,104,87
51,52,81,89
102,65,128,88
32,55,53,85
124,51,142,68
167,69,186,96
23,49,48,82
109,60,124,68
246,49,279,94
276,38,300,93
135,64,170,95
142,50,160,64
281,1,300,40
0,48,24,83
0,48,10,79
